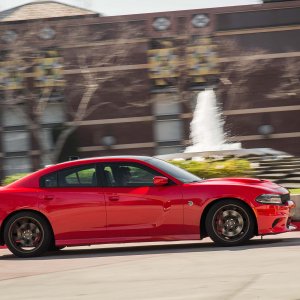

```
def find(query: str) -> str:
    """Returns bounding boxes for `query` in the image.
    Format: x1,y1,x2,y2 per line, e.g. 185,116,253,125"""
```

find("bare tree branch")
1,21,143,166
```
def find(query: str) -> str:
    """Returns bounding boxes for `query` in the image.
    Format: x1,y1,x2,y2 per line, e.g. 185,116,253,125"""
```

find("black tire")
4,211,52,258
205,199,255,246
48,245,66,252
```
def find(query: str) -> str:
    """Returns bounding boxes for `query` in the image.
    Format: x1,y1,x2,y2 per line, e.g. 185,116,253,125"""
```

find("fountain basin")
156,148,289,161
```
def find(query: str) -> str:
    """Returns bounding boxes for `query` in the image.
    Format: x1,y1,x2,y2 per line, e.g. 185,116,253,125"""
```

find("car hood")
195,177,288,194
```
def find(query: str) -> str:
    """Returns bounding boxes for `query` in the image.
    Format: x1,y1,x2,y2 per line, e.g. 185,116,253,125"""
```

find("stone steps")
262,168,299,174
247,155,300,189
286,172,300,178
257,164,300,168
226,154,300,188
159,150,300,189
277,177,300,183
256,173,287,180
278,182,300,189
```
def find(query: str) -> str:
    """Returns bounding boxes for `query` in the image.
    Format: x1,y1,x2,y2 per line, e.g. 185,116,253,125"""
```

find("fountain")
156,88,287,160
185,89,241,153
155,89,299,189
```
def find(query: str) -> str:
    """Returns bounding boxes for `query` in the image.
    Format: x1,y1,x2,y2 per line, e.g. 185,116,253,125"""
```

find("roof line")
35,1,98,15
0,0,99,16
0,13,99,24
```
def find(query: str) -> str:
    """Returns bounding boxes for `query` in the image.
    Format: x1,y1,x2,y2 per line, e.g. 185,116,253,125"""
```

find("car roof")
7,156,155,188
50,155,152,168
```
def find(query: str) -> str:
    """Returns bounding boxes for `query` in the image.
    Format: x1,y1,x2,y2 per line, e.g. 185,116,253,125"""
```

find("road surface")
1,232,300,300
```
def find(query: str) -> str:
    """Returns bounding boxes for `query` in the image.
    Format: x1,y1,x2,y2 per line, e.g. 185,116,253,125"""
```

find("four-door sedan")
0,156,296,257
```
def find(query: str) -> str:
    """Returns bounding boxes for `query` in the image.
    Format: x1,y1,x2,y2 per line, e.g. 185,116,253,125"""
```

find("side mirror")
153,176,169,186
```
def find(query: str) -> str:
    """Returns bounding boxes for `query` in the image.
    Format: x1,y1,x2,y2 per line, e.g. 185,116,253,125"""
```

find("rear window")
58,165,97,187
40,172,58,188
40,164,97,187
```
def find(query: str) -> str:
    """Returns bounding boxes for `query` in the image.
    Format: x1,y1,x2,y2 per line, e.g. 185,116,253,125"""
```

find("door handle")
108,195,119,201
44,195,55,201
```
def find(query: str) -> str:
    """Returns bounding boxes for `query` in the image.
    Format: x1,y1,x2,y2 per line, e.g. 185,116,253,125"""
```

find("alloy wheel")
8,217,44,253
212,205,249,242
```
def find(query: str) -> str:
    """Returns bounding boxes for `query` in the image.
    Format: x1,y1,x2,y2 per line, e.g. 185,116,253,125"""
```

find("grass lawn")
289,189,300,195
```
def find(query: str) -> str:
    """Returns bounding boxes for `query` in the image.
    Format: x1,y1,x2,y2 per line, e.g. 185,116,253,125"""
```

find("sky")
0,0,261,16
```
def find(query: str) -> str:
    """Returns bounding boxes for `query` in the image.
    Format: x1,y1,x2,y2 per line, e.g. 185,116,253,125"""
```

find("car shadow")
1,236,300,260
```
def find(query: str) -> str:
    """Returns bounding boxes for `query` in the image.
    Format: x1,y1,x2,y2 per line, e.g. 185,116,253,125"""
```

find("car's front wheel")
205,199,255,246
4,211,52,258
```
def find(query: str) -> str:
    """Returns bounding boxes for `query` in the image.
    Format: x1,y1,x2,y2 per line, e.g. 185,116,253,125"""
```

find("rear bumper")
255,200,296,235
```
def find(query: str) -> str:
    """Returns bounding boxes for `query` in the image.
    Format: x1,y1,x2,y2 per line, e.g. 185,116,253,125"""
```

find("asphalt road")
1,232,300,300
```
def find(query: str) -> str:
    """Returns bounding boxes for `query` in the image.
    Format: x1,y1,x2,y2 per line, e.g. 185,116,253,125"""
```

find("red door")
41,187,106,242
39,164,106,243
101,162,184,240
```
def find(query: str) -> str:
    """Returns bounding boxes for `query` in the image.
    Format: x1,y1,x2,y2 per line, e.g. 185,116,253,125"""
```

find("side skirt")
55,234,200,247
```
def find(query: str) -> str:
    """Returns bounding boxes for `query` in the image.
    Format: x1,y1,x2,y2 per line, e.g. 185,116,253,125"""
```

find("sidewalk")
1,232,300,300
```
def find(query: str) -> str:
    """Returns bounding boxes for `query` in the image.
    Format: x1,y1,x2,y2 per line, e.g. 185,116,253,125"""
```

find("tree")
216,39,269,109
266,57,300,99
0,20,144,168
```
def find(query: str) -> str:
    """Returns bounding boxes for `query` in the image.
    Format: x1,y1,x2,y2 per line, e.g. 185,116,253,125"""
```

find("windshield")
148,158,202,183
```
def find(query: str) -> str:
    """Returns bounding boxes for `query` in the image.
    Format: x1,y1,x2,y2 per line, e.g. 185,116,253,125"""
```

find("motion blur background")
0,0,300,181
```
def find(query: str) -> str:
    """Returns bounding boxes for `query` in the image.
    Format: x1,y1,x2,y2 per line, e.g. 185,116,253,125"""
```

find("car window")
103,166,116,186
148,158,202,183
58,165,97,187
40,172,58,187
102,163,161,187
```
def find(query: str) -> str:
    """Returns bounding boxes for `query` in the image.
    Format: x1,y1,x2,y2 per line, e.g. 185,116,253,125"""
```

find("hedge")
2,173,30,186
169,159,251,179
290,189,300,195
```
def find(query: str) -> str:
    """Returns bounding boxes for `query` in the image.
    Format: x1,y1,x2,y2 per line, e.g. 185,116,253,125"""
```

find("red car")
0,156,296,257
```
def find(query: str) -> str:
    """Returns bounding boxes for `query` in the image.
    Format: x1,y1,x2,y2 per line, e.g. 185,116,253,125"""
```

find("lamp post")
258,124,274,138
101,136,116,149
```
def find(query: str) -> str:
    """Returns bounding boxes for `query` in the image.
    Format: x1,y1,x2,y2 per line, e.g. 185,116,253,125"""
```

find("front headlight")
256,194,282,205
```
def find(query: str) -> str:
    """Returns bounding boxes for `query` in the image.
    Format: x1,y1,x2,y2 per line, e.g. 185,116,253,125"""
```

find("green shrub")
289,189,300,195
2,173,30,186
169,159,251,179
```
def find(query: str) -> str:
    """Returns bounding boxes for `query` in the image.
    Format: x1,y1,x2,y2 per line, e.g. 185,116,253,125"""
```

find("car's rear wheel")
205,199,255,246
4,212,52,258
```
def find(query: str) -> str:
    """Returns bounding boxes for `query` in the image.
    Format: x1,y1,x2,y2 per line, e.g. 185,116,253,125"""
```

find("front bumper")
255,200,296,235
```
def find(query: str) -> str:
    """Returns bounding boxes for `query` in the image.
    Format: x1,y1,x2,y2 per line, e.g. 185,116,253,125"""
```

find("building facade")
0,0,300,179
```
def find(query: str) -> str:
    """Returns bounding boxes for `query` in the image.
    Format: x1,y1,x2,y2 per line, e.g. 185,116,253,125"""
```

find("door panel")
39,164,106,242
104,185,183,239
100,162,184,239
40,187,106,241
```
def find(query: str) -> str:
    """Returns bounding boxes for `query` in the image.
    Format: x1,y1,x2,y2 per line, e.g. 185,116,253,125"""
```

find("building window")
152,17,171,31
40,128,54,151
3,157,31,175
192,14,210,28
148,39,179,91
2,106,28,127
152,94,183,155
156,146,184,155
33,49,64,88
41,103,65,124
154,120,183,142
2,131,30,153
153,95,181,116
